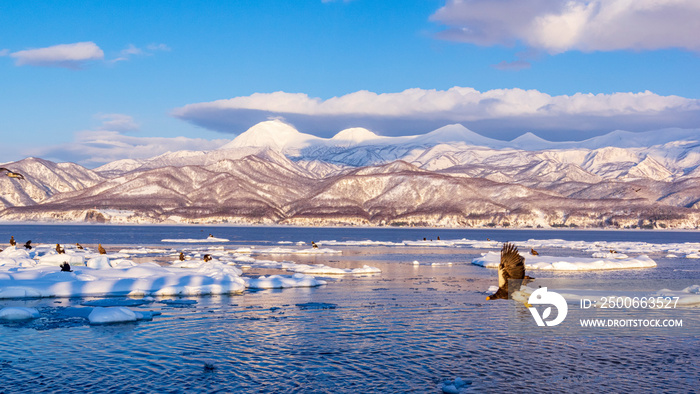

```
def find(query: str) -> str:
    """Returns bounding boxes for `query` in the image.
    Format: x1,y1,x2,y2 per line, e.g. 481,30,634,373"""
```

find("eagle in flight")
0,168,25,180
486,242,533,300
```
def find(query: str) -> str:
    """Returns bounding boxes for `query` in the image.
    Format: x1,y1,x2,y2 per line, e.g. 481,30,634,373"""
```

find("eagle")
486,242,533,300
98,244,107,254
179,252,185,261
0,167,25,180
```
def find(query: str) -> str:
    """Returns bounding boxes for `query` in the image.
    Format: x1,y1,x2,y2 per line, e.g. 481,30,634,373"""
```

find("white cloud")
26,130,228,167
172,87,700,139
10,42,104,68
110,43,171,63
430,0,700,53
95,113,140,132
147,43,171,52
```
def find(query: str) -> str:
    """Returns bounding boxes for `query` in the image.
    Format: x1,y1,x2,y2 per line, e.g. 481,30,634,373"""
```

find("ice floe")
472,252,657,270
88,306,160,324
314,237,700,259
254,247,341,255
0,243,339,299
246,273,326,289
0,307,40,320
161,237,230,243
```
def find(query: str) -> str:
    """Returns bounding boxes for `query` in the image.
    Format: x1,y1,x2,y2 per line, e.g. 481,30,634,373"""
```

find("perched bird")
9,236,16,246
56,243,65,254
530,248,539,256
98,244,107,254
76,243,84,250
0,167,25,180
437,236,441,241
203,254,212,262
609,249,618,254
486,243,533,300
24,240,32,250
311,241,318,249
208,234,214,238
60,262,73,272
179,252,185,261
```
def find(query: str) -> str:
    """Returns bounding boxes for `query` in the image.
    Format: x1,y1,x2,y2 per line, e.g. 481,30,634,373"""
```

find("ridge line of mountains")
2,120,699,228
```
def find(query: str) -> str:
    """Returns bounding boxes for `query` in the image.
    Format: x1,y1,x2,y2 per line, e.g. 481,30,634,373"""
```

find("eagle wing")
500,242,525,287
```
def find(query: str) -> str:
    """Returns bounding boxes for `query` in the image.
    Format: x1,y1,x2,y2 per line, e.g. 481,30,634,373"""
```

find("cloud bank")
172,87,700,140
430,0,700,53
10,42,104,68
28,131,228,167
25,114,226,167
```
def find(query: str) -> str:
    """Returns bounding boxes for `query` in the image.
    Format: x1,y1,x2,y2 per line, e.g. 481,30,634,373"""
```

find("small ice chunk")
87,256,111,269
0,307,40,320
88,307,137,324
87,306,159,324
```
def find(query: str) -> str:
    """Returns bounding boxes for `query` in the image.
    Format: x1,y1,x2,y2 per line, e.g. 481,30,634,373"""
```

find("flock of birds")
3,235,110,272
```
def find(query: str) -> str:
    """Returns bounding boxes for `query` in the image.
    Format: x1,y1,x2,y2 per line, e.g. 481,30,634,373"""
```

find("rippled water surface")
1,226,699,392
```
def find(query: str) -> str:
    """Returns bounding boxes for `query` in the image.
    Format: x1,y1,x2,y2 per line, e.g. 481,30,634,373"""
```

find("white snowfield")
0,245,330,299
472,251,657,271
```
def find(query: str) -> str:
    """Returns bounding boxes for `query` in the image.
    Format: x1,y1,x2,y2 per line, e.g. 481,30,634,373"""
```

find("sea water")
0,225,698,392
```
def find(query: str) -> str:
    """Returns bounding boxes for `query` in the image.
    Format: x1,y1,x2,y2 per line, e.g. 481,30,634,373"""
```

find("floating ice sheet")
472,251,657,271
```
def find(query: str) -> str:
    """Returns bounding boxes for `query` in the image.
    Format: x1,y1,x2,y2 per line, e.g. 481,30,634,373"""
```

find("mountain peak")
219,120,315,151
415,124,502,147
331,127,380,143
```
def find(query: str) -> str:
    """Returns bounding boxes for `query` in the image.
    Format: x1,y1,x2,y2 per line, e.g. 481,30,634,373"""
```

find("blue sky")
1,0,699,166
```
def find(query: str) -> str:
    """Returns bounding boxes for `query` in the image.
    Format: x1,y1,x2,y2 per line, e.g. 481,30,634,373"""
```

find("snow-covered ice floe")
246,273,326,289
294,264,381,275
161,237,230,243
508,284,700,308
656,285,700,307
240,258,380,275
254,247,341,255
472,252,656,271
0,245,332,299
88,307,160,324
0,307,40,320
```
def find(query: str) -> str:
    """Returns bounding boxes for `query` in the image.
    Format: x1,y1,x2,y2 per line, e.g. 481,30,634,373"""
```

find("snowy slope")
0,157,104,209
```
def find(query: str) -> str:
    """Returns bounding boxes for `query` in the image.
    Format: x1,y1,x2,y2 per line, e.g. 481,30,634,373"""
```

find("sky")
1,0,699,167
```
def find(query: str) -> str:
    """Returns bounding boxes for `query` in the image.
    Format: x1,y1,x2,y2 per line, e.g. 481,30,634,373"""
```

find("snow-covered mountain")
0,157,104,209
1,120,699,228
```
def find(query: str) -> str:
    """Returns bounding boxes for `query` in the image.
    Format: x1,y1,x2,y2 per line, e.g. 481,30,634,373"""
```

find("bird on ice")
9,236,16,246
98,244,107,254
486,243,533,300
0,167,25,180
